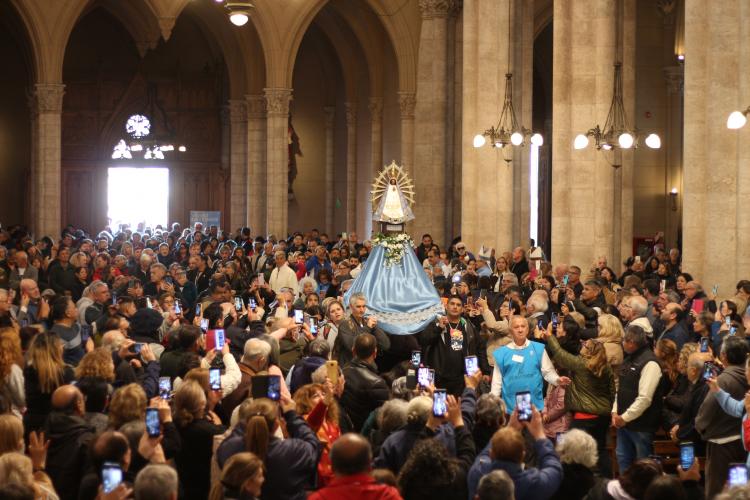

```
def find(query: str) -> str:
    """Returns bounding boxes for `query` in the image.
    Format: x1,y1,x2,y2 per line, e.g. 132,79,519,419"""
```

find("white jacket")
269,264,299,295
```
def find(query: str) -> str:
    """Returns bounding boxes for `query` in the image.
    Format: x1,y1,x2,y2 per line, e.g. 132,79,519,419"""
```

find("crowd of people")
0,221,749,500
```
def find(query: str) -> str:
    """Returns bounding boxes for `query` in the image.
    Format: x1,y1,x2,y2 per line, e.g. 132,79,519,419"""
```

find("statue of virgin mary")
344,161,443,335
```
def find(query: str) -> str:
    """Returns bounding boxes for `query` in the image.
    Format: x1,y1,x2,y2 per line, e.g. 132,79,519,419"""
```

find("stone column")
246,95,266,235
413,0,460,247
264,88,292,239
461,0,532,255
31,84,65,239
324,106,336,235
228,99,247,230
345,102,357,231
398,92,416,175
369,97,383,177
682,0,750,290
663,66,683,249
551,0,634,268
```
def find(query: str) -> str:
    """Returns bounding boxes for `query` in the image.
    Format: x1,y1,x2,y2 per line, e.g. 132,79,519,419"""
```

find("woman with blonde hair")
174,379,226,500
209,452,264,500
0,452,58,500
596,313,624,374
74,347,115,382
655,338,680,387
107,383,147,429
294,382,341,486
23,333,74,433
0,328,26,417
540,326,615,477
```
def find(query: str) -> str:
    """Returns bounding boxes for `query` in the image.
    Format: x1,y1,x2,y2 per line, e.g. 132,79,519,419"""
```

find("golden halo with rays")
370,160,415,208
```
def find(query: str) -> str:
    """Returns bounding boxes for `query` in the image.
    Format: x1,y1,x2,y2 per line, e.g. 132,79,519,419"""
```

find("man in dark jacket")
340,333,390,432
333,292,390,367
467,405,562,500
670,352,711,455
612,325,667,473
44,385,95,500
656,302,692,350
696,336,749,499
419,295,489,395
566,280,606,329
48,247,77,294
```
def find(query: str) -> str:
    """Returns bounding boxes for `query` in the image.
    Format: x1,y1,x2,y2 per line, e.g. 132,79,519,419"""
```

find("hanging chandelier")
472,1,542,163
727,106,750,129
574,63,661,152
213,0,254,27
111,83,187,160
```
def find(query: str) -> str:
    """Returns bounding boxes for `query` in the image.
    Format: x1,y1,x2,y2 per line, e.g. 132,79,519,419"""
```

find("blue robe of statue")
344,242,444,335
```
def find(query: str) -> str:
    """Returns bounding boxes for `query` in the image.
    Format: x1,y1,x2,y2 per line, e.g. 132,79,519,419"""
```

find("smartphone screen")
214,329,225,351
731,326,738,336
480,289,488,300
680,442,694,470
145,407,161,437
729,464,748,487
726,316,733,327
537,318,544,330
562,274,569,286
209,368,221,391
200,318,209,332
112,293,117,306
133,343,143,355
551,313,559,329
249,298,257,310
102,462,123,494
174,301,181,315
660,279,666,292
309,317,318,334
432,389,447,417
234,297,243,311
464,355,479,376
257,274,265,286
516,391,532,421
411,350,421,367
158,377,171,399
428,369,435,386
195,303,202,316
266,375,281,401
703,361,717,381
417,367,430,387
556,432,565,444
700,338,710,353
294,309,304,324
451,273,462,284
146,298,153,309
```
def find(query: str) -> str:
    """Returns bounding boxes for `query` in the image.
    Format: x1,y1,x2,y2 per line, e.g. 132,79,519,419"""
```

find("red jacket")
308,473,402,500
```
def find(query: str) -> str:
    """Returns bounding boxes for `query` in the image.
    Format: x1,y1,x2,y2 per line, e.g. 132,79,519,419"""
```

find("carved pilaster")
418,0,462,19
246,94,266,118
398,92,416,119
264,88,292,116
368,97,383,122
32,84,65,114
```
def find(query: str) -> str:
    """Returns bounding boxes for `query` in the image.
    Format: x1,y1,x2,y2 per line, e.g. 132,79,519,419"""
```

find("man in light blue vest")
491,315,570,413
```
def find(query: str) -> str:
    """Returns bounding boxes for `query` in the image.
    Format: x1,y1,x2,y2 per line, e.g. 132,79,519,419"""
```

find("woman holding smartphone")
538,326,615,477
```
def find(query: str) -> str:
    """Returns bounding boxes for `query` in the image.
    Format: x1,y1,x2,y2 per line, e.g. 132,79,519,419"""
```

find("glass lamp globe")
645,133,661,149
473,134,486,148
510,132,524,146
573,134,589,150
727,111,747,130
618,132,634,149
530,133,543,146
229,12,249,26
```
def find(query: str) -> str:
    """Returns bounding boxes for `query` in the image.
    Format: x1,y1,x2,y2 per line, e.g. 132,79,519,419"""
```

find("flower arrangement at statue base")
372,233,413,267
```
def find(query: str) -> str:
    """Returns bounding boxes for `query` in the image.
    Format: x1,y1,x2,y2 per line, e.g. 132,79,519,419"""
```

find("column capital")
32,83,65,114
323,106,335,128
344,102,357,127
228,99,247,123
398,92,416,119
245,94,266,118
263,88,292,116
368,97,383,122
418,0,461,19
663,65,683,95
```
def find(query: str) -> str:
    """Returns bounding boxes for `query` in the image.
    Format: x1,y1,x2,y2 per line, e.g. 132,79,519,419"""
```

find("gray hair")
476,469,515,500
629,296,648,318
476,394,506,427
150,263,167,274
715,485,750,500
90,280,108,294
526,294,548,313
311,364,331,385
405,396,432,427
623,324,648,347
134,464,179,500
501,272,519,286
242,338,271,365
663,289,681,303
377,399,409,434
349,292,366,307
274,250,286,260
555,429,598,469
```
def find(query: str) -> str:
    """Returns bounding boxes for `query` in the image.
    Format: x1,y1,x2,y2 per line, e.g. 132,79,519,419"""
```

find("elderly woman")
294,277,318,309
596,313,624,376
551,429,599,500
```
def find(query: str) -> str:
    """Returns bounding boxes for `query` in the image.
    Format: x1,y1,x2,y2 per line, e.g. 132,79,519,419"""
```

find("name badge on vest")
449,328,463,351
511,354,524,363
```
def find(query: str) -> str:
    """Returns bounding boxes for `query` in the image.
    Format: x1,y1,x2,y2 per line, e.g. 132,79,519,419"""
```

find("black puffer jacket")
340,358,390,432
45,412,95,500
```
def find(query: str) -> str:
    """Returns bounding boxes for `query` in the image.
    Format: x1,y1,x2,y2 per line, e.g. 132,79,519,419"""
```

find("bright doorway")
107,167,169,230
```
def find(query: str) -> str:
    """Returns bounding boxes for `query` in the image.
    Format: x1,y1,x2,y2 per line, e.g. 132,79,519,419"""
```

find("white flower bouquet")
372,233,413,267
